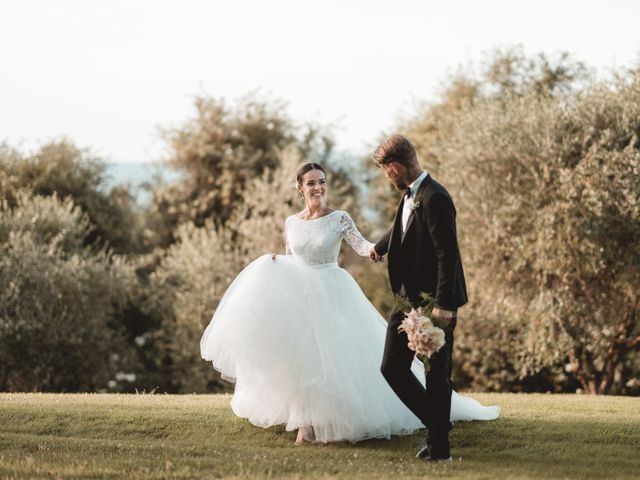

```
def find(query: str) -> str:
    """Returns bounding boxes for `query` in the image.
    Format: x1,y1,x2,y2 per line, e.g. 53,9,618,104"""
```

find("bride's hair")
296,162,326,187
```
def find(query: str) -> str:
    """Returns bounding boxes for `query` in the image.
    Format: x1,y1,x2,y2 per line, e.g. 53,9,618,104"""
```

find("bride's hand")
369,247,384,262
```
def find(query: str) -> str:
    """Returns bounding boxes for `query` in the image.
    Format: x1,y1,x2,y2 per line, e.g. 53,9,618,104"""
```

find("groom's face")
381,162,409,191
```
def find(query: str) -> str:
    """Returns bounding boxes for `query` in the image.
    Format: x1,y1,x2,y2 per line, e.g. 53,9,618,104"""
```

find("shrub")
431,73,640,394
0,192,136,391
142,221,242,393
0,139,144,254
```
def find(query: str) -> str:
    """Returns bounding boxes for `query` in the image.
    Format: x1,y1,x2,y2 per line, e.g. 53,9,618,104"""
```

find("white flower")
398,308,446,358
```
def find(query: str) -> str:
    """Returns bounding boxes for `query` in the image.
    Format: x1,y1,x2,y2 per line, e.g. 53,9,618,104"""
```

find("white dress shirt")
402,170,428,234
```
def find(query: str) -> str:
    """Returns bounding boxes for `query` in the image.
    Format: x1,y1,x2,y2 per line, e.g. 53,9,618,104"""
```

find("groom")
369,134,467,462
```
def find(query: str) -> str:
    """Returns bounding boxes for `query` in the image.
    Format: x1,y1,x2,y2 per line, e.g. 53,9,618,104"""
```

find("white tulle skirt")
200,254,499,443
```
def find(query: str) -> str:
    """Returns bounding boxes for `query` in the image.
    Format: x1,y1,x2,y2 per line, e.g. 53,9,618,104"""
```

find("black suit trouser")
380,307,455,452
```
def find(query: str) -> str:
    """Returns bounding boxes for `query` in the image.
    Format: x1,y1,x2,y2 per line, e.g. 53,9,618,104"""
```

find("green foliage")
430,64,639,394
349,257,396,320
365,47,589,223
141,220,242,393
480,46,589,98
0,192,136,391
0,139,144,253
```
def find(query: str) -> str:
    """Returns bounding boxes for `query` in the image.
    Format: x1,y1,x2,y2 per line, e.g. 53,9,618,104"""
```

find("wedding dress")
200,210,499,442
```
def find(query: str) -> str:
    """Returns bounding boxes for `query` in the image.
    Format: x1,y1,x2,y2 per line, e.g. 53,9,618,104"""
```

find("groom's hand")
369,246,384,262
432,307,455,319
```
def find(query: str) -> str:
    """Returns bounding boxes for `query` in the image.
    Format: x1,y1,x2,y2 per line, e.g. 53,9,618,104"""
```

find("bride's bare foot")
294,426,315,445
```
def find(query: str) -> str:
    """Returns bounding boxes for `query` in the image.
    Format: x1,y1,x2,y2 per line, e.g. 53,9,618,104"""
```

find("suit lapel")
401,175,431,244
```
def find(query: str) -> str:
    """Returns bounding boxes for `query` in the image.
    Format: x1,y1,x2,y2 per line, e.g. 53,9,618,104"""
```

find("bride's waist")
290,256,339,270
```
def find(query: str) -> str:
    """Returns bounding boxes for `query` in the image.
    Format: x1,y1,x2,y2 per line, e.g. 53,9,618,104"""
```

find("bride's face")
298,169,327,207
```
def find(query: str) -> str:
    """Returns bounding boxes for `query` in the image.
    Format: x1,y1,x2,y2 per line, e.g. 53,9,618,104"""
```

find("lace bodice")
284,210,374,265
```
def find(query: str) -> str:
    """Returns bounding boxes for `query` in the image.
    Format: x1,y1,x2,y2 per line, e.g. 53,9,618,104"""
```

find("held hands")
369,246,384,263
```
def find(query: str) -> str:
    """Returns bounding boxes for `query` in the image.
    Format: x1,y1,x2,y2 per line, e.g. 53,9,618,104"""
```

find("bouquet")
398,307,446,360
395,293,448,372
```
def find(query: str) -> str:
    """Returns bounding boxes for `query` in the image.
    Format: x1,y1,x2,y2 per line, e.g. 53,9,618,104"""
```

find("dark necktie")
405,187,412,199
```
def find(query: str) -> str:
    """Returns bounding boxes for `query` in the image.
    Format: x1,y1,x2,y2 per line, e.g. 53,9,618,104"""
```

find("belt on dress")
298,261,339,270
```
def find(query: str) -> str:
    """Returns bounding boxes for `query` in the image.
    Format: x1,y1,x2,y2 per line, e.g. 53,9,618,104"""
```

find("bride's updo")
296,162,326,187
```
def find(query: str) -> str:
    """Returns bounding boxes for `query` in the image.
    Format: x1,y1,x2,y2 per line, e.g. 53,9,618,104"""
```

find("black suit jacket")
374,175,468,311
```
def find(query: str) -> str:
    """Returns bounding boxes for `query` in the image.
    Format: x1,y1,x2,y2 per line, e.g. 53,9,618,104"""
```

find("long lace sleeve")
339,212,374,257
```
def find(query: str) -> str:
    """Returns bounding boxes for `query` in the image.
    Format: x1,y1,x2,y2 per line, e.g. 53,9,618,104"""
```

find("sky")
1,0,639,163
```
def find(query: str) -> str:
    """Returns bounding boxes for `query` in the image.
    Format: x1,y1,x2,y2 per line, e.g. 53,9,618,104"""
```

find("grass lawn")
0,393,639,479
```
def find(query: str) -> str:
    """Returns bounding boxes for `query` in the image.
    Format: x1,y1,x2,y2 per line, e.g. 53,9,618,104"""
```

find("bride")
200,162,499,445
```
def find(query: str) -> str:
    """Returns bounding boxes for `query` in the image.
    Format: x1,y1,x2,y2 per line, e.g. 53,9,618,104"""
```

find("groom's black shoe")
426,444,451,462
417,443,452,462
416,424,453,461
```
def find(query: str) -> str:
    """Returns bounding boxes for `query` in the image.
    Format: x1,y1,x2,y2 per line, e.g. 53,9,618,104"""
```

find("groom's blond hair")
372,134,417,167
